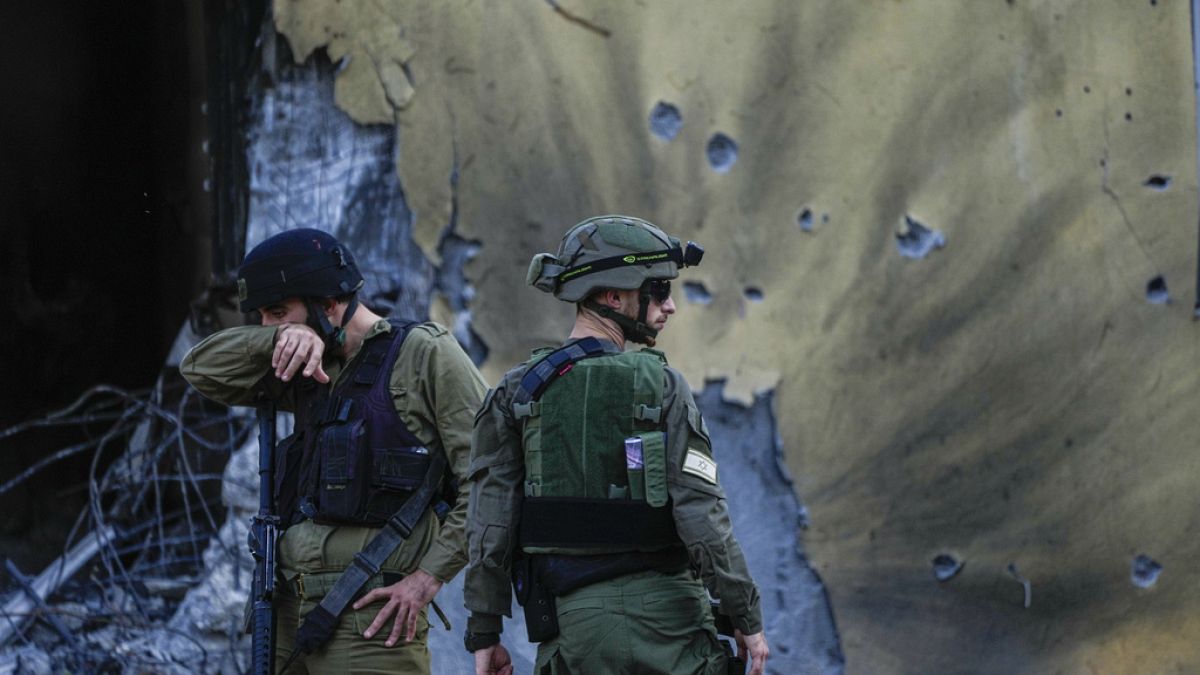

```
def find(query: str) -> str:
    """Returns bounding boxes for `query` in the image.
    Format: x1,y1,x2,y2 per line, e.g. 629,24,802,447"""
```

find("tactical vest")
274,320,444,528
514,338,680,556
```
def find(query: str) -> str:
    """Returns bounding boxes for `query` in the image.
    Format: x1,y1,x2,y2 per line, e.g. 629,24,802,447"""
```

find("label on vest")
682,449,718,484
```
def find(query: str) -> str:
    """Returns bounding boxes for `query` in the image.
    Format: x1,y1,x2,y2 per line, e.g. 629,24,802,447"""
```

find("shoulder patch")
682,448,718,484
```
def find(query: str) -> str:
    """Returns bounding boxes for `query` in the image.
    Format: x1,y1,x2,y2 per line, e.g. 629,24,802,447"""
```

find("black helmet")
237,228,364,313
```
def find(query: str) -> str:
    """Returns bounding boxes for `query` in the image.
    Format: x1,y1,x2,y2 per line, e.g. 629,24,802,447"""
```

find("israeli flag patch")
682,449,718,484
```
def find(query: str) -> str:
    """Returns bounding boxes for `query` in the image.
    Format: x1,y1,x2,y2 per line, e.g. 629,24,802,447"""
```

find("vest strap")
514,337,620,405
518,496,678,550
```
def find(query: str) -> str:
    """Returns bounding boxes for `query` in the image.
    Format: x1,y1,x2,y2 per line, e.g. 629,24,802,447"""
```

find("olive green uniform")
464,339,762,674
182,320,487,674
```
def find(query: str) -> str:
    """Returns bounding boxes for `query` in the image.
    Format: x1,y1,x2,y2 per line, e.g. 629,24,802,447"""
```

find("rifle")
250,402,280,675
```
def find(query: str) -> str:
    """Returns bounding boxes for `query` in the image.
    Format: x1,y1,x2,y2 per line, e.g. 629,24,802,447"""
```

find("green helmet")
527,215,703,302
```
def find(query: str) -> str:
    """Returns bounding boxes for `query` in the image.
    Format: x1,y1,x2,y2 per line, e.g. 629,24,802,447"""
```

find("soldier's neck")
339,307,386,361
568,307,626,350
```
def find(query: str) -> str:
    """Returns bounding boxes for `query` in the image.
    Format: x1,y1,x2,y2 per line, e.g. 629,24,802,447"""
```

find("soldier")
181,228,487,673
463,215,770,675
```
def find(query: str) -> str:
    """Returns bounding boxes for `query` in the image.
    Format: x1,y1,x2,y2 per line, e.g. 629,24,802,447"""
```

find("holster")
513,555,559,643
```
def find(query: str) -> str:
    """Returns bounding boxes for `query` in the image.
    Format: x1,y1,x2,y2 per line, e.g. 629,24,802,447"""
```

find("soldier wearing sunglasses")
463,215,770,675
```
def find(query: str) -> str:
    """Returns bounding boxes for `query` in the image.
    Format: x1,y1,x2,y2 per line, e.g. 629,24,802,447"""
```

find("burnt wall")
0,1,209,570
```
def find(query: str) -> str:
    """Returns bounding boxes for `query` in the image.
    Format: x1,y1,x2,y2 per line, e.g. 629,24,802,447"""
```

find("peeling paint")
696,383,843,675
244,45,433,320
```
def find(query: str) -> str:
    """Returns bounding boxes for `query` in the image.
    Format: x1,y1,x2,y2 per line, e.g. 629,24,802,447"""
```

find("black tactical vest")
274,320,442,527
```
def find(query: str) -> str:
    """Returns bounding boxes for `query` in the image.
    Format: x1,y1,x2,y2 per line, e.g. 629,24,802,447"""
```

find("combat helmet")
237,228,364,345
527,215,703,344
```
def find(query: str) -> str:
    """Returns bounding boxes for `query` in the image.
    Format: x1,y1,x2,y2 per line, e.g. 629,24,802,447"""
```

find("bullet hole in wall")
1144,175,1171,191
1055,109,1063,117
932,554,963,582
1131,554,1162,588
1084,85,1091,93
744,287,764,302
1126,87,1133,96
649,101,683,141
706,133,739,174
1146,275,1169,304
896,215,946,259
683,281,713,305
798,208,814,232
1125,112,1133,121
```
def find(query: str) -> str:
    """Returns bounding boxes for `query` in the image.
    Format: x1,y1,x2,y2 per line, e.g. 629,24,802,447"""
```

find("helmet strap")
304,295,358,352
583,298,659,347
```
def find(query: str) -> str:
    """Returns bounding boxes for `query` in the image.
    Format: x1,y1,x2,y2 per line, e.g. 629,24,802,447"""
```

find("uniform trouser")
274,578,430,675
272,519,435,674
535,568,731,675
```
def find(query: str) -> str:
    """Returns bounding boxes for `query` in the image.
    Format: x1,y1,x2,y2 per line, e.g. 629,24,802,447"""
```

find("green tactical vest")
515,345,679,556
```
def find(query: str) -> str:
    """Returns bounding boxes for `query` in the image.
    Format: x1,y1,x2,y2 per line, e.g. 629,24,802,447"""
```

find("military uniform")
183,319,486,673
464,339,762,674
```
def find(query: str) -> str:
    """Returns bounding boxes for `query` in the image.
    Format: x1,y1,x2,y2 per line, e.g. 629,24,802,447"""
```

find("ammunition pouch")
310,400,432,525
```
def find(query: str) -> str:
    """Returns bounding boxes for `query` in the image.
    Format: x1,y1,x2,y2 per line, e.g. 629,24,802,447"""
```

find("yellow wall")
275,1,1199,671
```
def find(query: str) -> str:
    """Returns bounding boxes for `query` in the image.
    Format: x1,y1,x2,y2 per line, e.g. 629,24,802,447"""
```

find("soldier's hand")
272,323,329,383
735,630,769,675
353,569,443,646
474,643,513,675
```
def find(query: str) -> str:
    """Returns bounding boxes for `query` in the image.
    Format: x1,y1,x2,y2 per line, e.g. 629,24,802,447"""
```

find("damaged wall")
267,0,1200,673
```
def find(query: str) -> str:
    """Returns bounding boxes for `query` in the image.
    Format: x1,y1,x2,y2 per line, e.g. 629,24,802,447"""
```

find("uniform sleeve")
663,369,764,635
390,323,489,583
179,325,282,407
463,374,526,632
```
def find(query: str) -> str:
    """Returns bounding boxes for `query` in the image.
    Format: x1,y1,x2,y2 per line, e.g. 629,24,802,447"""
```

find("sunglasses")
643,279,672,303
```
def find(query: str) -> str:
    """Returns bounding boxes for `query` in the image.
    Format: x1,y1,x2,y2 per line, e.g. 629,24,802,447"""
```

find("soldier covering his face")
181,228,487,673
463,216,770,675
